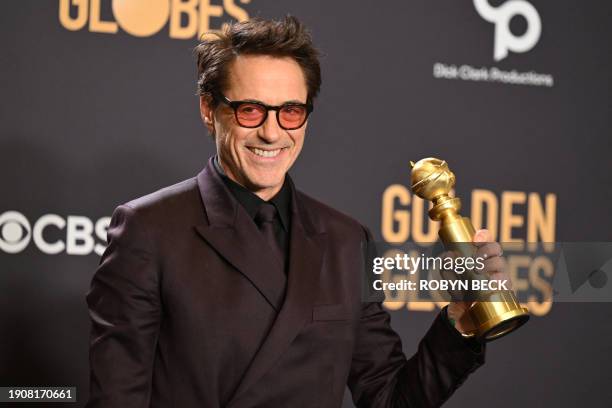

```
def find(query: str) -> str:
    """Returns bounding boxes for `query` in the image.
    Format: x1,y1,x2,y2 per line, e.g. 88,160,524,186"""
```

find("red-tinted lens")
236,103,266,127
279,105,307,129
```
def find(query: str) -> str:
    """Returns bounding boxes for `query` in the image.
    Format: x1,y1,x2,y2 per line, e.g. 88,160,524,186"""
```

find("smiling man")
203,54,309,200
86,16,508,408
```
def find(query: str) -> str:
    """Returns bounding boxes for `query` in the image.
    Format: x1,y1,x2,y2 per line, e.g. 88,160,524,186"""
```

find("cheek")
291,132,306,154
229,127,251,145
218,128,243,153
216,132,231,157
289,127,305,144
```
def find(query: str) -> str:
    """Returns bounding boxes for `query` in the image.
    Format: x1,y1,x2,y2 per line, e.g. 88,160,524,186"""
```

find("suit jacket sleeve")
347,227,486,408
85,205,161,408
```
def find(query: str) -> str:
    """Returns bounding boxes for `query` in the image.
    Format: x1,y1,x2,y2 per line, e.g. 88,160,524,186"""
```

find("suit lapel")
194,159,287,311
226,180,327,407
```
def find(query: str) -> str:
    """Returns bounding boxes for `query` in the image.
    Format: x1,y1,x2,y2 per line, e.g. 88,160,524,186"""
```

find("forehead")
225,54,308,104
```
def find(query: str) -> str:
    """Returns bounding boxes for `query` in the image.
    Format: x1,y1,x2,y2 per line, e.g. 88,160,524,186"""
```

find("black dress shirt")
213,155,291,271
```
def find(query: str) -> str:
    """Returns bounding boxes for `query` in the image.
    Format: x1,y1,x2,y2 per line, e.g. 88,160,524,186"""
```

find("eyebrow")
240,98,307,105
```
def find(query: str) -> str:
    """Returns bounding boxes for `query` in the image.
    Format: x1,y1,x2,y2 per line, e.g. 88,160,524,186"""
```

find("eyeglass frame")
213,92,313,130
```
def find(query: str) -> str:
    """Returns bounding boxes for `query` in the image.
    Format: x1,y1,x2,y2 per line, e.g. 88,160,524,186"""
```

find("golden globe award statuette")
410,158,529,342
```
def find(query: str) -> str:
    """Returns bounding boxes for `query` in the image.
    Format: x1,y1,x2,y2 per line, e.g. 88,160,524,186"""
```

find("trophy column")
410,158,529,342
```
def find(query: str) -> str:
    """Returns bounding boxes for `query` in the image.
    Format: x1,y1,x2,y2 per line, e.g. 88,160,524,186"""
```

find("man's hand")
447,229,511,335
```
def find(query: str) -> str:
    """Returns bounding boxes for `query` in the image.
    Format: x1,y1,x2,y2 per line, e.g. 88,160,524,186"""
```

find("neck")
254,187,282,201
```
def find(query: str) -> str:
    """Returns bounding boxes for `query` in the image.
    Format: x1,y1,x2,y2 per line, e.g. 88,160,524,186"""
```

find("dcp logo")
473,0,541,61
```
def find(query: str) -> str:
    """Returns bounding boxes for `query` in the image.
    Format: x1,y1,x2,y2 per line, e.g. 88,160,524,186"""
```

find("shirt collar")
213,155,291,231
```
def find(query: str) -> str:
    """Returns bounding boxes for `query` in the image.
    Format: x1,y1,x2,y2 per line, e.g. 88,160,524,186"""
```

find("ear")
199,95,215,134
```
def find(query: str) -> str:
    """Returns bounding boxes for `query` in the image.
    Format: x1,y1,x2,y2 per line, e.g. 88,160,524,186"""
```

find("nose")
257,111,284,143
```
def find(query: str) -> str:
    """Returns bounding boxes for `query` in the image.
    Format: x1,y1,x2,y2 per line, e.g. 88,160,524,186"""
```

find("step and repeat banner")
1,1,611,407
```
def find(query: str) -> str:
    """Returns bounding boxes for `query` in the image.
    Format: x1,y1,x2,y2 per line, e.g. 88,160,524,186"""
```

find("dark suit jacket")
86,158,485,408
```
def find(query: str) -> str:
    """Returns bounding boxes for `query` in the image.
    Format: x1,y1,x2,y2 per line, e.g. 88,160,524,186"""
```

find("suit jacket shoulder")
124,177,199,213
117,177,204,234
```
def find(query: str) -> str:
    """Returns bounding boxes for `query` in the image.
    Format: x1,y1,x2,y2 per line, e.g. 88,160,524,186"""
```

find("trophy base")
464,291,530,342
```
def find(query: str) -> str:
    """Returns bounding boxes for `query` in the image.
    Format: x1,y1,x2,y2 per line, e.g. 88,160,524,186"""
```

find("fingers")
475,243,506,274
480,257,507,278
440,237,512,291
473,241,513,289
475,242,503,260
473,229,493,246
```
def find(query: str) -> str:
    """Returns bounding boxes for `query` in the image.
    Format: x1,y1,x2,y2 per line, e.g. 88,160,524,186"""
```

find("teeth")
251,148,281,158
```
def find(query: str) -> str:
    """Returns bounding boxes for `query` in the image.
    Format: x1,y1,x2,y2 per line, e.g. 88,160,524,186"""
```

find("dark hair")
194,16,321,107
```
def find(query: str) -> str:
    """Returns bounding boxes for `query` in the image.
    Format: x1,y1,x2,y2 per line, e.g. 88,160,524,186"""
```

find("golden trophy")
410,157,529,342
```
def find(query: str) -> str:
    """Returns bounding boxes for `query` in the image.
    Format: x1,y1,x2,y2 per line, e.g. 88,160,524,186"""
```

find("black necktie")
254,203,285,270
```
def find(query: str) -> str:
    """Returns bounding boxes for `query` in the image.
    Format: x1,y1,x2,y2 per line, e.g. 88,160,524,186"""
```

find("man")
86,16,509,408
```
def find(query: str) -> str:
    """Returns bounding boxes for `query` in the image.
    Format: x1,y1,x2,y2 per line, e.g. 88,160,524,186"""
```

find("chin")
247,172,285,191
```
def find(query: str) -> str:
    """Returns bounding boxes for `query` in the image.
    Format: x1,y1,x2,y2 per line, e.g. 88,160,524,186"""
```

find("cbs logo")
59,0,251,39
0,211,110,256
474,0,542,61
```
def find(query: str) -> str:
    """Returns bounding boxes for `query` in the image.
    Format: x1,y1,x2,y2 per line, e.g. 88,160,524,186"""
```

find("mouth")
247,146,289,158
